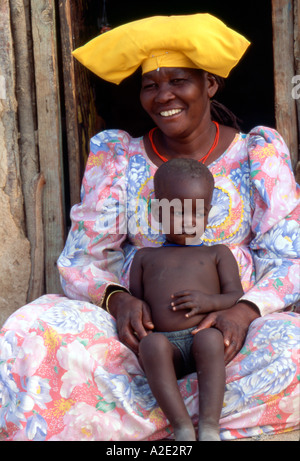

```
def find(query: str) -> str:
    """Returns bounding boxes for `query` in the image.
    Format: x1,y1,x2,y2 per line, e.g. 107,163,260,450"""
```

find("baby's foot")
174,425,196,441
198,423,220,441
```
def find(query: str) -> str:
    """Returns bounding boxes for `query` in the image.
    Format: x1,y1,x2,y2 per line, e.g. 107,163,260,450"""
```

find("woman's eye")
142,83,157,90
171,78,185,85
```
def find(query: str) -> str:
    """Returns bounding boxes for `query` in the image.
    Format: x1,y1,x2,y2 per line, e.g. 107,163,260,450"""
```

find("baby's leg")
192,328,225,441
139,333,196,441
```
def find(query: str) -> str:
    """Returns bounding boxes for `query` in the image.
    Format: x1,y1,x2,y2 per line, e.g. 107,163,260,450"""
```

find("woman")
0,14,299,441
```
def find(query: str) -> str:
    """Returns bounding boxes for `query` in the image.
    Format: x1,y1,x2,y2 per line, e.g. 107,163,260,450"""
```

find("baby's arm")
171,245,244,317
213,244,244,308
129,250,144,300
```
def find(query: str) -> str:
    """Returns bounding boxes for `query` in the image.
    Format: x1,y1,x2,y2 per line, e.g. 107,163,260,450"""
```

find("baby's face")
155,177,213,245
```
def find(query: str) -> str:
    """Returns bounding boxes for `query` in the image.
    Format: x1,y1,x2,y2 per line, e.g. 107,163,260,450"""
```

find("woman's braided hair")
210,74,241,130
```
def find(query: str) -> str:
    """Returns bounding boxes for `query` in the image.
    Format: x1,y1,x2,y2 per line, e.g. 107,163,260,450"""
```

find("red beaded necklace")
148,121,220,164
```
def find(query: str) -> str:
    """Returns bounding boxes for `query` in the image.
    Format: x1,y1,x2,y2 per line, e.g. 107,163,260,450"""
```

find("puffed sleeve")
240,126,300,316
57,129,131,305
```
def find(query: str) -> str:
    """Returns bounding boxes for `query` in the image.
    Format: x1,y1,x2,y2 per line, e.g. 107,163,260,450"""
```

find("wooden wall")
5,0,66,299
0,0,31,323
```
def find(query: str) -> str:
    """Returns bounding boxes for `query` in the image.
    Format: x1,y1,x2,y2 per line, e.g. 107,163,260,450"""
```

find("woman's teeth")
160,109,182,117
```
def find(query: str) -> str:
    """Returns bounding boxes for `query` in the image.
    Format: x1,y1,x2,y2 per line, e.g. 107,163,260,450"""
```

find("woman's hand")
108,291,154,354
192,302,260,365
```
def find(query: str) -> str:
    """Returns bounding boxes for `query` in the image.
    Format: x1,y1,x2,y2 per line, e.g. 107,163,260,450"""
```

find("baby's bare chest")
142,249,220,294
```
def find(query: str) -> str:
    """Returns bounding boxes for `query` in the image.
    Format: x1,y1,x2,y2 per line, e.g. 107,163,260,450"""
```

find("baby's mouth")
182,227,196,235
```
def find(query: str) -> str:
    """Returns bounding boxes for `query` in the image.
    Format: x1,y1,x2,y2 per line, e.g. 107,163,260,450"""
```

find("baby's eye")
174,210,183,217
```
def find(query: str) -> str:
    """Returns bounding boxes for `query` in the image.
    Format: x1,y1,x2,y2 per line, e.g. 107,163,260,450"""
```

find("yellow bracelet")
106,289,126,314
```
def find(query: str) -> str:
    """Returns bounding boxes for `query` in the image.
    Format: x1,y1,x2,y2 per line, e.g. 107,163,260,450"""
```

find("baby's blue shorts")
160,327,196,375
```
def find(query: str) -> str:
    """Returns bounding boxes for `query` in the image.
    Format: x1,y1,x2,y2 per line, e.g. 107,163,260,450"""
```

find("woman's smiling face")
140,67,218,139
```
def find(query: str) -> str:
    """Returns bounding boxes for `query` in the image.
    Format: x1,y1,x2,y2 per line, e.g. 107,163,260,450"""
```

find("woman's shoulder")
90,129,137,149
213,125,288,168
242,125,293,169
243,125,289,152
88,129,146,165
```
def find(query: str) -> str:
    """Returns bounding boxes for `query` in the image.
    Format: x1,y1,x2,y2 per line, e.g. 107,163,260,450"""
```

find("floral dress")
0,126,299,441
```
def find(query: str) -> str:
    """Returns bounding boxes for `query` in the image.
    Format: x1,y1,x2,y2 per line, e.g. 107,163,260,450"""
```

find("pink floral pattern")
0,126,299,440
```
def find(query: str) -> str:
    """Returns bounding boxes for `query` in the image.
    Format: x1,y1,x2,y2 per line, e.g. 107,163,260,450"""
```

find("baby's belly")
143,260,220,332
150,304,206,332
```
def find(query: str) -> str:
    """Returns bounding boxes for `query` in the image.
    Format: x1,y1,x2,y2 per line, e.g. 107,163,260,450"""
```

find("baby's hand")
171,290,212,317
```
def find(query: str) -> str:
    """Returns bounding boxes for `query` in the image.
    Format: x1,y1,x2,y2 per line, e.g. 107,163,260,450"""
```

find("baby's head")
154,158,214,199
153,158,215,245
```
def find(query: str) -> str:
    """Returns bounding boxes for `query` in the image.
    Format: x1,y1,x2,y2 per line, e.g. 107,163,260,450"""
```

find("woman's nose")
154,83,176,103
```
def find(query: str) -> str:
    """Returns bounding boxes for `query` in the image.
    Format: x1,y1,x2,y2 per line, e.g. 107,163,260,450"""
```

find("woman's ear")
206,73,219,99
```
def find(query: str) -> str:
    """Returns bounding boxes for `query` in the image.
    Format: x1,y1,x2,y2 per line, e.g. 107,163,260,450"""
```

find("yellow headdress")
72,14,250,85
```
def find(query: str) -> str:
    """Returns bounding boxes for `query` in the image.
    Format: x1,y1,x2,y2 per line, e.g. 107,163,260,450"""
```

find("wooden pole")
31,0,65,294
58,0,81,207
294,0,300,182
272,0,299,171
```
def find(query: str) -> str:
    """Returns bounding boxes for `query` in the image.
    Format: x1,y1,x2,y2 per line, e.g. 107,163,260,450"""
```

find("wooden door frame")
272,0,299,176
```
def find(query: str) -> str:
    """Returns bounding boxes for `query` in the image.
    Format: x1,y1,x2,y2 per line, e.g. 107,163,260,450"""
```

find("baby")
129,158,244,441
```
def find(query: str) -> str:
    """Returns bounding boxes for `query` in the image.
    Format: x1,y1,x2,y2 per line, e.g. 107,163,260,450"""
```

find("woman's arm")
239,126,300,315
57,130,130,306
